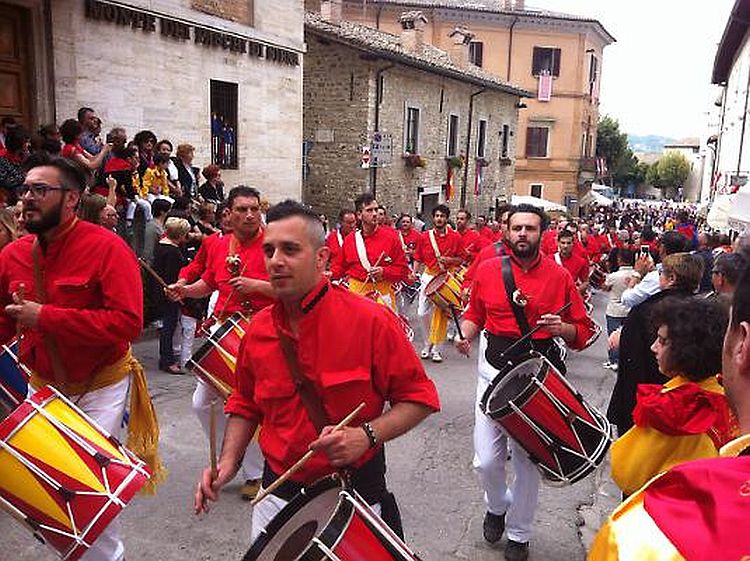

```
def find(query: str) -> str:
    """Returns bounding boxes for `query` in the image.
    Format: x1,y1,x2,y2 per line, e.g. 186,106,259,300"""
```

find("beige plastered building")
336,0,615,208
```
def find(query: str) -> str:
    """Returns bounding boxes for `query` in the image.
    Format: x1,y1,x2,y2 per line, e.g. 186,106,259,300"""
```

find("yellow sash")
30,348,167,495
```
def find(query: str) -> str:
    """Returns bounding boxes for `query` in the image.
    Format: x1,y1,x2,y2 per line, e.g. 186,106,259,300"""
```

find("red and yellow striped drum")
0,386,151,561
424,272,465,312
187,312,249,400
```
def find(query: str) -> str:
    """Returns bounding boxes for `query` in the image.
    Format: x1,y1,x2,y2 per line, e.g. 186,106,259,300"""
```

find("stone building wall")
303,35,520,222
49,0,304,202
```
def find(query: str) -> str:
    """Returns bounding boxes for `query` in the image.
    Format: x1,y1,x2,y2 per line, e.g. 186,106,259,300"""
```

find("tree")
596,116,629,183
656,152,690,190
646,161,661,188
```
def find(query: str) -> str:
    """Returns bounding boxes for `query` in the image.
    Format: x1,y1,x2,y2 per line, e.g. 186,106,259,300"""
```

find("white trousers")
192,379,263,480
31,377,130,561
249,489,381,544
172,314,197,369
473,332,540,544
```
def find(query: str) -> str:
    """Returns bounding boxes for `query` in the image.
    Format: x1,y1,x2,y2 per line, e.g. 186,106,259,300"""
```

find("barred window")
477,119,487,158
526,126,549,158
210,80,238,169
469,41,484,67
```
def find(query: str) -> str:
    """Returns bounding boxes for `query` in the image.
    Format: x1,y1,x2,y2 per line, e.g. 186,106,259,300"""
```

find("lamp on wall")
516,102,527,109
585,48,595,54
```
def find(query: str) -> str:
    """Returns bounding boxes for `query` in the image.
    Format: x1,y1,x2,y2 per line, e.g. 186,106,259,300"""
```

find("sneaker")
504,539,529,561
420,346,432,359
431,350,443,363
482,511,505,543
240,479,261,501
602,361,612,368
609,363,618,372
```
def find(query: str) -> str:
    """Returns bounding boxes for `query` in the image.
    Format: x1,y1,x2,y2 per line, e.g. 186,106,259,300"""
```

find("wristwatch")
361,422,378,448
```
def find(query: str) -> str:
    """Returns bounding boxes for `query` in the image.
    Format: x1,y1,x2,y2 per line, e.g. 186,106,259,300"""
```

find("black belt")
484,332,566,375
261,447,388,504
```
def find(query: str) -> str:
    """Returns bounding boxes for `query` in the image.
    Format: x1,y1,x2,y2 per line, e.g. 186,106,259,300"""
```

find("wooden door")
0,4,32,128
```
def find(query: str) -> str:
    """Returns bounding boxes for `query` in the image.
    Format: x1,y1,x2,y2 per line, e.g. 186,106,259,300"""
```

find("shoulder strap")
493,241,504,257
554,252,562,266
500,256,531,336
354,230,372,271
428,229,444,270
276,327,329,433
32,239,68,388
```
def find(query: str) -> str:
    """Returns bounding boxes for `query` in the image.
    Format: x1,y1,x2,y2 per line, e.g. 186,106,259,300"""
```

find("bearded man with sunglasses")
0,153,163,561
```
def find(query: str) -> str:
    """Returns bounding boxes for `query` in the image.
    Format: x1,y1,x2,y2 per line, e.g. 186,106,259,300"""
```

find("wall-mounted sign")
84,0,300,66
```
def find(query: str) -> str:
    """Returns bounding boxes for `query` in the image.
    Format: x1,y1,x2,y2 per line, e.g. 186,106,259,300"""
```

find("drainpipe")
506,15,519,81
370,63,395,197
712,85,727,200
461,88,486,208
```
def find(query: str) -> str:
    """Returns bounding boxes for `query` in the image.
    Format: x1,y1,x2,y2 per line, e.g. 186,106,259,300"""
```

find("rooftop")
713,0,749,84
305,12,532,97
342,0,615,44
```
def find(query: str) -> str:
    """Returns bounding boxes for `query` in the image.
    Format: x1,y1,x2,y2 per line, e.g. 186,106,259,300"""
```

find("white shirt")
621,264,662,309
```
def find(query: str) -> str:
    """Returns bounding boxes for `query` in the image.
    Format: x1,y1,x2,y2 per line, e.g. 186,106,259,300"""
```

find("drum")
0,339,30,412
244,474,421,561
583,321,603,350
480,352,613,485
589,264,606,290
0,386,151,561
425,272,464,312
187,312,249,400
364,291,414,342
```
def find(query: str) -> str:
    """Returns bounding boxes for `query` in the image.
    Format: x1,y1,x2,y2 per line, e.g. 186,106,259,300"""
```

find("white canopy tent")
511,195,567,212
580,190,614,207
707,194,735,231
728,185,750,231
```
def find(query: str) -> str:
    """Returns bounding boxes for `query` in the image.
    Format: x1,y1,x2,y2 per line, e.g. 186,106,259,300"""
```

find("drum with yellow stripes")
187,312,249,401
0,385,151,561
425,272,465,312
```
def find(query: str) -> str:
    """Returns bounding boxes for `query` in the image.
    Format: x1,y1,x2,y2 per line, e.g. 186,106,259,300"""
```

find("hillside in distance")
627,134,676,153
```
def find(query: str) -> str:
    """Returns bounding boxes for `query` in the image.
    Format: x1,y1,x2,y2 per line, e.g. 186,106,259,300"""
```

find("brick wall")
303,35,520,222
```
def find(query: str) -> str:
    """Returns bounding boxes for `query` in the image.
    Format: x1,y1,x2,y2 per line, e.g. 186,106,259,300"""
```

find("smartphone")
640,245,650,257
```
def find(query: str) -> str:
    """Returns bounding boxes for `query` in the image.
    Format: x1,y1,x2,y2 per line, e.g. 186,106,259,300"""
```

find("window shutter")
552,48,561,77
532,47,542,75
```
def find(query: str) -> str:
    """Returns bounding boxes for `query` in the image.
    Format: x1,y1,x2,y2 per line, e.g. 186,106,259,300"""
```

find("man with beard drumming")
0,154,163,561
456,204,594,561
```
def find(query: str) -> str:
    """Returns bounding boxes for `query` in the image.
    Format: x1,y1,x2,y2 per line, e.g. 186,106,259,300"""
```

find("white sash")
398,231,406,252
554,252,563,267
336,229,343,248
428,229,445,271
354,230,372,270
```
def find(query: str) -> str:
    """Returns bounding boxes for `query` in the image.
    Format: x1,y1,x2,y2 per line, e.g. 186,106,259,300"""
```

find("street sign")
370,131,393,167
361,146,371,169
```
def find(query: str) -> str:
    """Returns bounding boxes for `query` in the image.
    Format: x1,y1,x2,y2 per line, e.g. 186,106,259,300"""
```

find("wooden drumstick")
251,402,366,506
138,257,169,289
215,261,249,322
14,284,24,359
365,251,386,284
209,399,218,481
500,301,573,359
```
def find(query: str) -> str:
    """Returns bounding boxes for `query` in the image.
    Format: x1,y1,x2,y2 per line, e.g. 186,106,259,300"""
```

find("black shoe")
504,539,529,561
482,511,505,543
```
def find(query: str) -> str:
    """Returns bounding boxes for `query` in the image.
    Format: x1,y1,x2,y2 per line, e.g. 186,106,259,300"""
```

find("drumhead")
423,273,447,296
244,476,350,561
482,354,546,418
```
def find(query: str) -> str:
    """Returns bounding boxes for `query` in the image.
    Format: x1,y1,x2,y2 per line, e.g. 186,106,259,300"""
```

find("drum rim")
189,312,247,364
480,351,547,419
243,474,351,561
423,273,448,295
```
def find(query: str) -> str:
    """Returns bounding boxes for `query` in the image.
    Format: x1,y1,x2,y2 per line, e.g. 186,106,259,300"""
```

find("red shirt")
541,229,560,256
225,280,440,483
324,229,345,266
201,230,274,314
479,226,494,241
414,228,463,271
61,142,84,159
458,228,485,264
463,254,594,350
463,239,509,286
179,231,223,283
0,219,143,384
330,226,409,282
553,252,590,285
398,229,420,254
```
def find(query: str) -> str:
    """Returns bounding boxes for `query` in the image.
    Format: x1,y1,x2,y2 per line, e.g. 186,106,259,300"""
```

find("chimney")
502,0,525,9
447,26,475,68
399,11,428,52
320,0,342,24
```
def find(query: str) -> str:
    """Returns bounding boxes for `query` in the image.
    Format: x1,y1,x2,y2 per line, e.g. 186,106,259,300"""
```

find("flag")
538,71,552,102
474,159,483,196
445,163,455,201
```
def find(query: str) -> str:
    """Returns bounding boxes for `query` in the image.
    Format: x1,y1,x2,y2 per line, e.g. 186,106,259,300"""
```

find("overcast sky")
536,0,736,140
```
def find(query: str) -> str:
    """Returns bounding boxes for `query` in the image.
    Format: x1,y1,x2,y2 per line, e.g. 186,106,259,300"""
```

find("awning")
707,193,735,230
511,194,568,212
580,190,614,207
728,185,750,231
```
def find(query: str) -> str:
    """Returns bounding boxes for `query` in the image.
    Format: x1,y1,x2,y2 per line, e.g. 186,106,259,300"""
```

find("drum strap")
276,328,329,433
31,238,68,389
354,231,372,271
500,256,531,336
428,229,445,271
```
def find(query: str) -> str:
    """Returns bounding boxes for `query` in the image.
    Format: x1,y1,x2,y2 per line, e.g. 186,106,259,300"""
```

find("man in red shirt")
330,193,408,311
414,204,463,362
456,209,486,266
554,229,590,295
476,214,494,241
0,154,162,561
194,200,440,543
397,213,421,264
456,204,594,561
463,204,513,286
324,208,355,268
168,186,274,500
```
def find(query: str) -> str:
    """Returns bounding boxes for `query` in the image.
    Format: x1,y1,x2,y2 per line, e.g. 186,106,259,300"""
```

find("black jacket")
172,158,199,200
606,287,695,434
